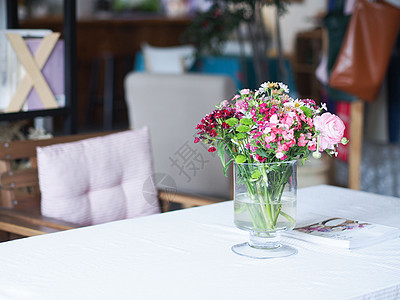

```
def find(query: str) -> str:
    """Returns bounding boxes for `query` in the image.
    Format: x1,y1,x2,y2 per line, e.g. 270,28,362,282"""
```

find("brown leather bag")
329,0,400,101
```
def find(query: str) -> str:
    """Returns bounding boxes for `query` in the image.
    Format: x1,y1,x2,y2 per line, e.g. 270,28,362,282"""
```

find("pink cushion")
37,128,160,226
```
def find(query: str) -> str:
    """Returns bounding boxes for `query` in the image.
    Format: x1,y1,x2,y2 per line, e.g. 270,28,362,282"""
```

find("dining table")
0,185,399,300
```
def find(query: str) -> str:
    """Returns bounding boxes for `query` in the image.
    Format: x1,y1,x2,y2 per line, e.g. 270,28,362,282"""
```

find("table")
0,185,399,299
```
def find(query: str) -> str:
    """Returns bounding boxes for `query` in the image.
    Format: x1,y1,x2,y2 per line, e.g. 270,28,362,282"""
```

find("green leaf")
236,125,250,133
255,148,268,157
225,118,239,127
300,106,313,118
223,158,234,176
236,133,247,139
240,118,253,126
251,170,261,179
270,165,282,173
235,155,247,164
217,141,226,168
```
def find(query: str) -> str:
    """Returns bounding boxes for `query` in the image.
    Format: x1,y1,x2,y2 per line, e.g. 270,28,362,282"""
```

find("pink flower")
276,151,287,160
307,139,317,151
282,115,294,128
253,131,262,138
282,143,290,151
306,117,314,128
240,89,250,95
235,100,246,112
250,145,258,152
282,129,294,141
194,137,200,143
297,134,308,147
265,132,276,143
313,112,345,150
219,100,228,107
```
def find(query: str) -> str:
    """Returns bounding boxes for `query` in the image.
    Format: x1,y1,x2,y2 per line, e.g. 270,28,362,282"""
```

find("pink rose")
313,112,345,150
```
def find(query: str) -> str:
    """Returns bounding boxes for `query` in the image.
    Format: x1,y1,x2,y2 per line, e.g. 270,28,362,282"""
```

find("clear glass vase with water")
232,160,298,258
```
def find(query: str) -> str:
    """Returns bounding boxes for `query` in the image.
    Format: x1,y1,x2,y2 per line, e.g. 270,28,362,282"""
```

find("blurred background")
0,0,399,198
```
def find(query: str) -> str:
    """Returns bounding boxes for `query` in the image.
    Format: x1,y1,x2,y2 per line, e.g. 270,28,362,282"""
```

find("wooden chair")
0,131,219,241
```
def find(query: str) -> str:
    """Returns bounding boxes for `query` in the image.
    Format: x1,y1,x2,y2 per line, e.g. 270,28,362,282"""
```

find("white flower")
284,102,294,109
321,102,327,111
276,152,285,159
263,127,271,134
259,82,268,93
270,114,279,125
278,82,289,93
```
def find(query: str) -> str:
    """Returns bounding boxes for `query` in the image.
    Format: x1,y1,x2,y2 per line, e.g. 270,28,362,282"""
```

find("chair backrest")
0,129,160,226
124,72,236,199
141,42,196,74
0,131,111,213
37,128,160,226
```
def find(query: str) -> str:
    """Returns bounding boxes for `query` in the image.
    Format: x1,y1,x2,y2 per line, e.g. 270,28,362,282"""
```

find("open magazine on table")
285,216,400,249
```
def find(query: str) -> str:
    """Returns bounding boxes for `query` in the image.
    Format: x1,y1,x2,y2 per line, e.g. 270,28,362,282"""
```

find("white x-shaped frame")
5,33,61,113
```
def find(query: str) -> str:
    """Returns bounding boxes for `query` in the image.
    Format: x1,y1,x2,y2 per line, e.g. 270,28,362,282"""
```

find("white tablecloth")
0,185,399,300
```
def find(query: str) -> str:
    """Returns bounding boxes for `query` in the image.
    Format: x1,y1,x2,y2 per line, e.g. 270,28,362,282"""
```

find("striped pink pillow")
37,128,160,226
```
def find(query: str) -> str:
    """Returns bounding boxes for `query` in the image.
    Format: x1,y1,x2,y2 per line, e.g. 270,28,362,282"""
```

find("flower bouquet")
195,82,348,258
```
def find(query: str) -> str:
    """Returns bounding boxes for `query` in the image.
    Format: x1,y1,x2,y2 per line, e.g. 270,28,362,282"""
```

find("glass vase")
232,160,298,258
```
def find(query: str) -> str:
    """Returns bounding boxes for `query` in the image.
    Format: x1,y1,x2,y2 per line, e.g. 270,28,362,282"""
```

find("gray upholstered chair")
124,72,236,200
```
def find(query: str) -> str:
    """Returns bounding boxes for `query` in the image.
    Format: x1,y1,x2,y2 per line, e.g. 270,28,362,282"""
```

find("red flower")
255,154,266,163
208,146,216,152
209,129,217,137
194,137,200,143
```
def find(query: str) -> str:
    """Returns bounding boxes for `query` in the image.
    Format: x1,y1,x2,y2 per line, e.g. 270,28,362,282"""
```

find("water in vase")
234,193,297,233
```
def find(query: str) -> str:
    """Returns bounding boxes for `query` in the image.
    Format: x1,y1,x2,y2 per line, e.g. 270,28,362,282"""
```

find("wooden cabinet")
292,28,323,101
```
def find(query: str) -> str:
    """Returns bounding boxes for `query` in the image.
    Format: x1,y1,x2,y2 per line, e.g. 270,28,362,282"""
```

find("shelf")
293,28,323,101
0,108,70,121
4,0,77,134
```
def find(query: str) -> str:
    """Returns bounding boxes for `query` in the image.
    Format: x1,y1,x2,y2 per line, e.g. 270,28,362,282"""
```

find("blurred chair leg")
349,100,364,190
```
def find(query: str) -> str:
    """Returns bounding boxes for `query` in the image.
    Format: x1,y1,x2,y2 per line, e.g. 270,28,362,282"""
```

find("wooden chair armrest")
158,190,224,212
0,208,78,237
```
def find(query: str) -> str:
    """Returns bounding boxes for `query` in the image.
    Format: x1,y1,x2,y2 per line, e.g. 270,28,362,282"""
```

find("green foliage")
235,155,247,163
236,125,251,132
300,106,313,118
251,169,261,179
236,133,247,139
240,118,253,126
182,0,291,56
226,117,239,126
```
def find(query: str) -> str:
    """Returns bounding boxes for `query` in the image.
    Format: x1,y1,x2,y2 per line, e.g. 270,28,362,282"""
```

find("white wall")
264,0,327,55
